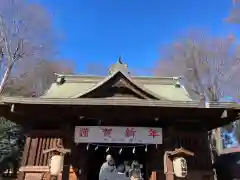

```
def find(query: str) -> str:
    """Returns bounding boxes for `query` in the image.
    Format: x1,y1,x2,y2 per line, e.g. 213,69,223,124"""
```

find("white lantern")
173,157,187,178
49,154,64,176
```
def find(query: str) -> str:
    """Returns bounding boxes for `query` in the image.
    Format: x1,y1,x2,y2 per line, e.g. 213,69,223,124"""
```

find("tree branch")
12,38,23,61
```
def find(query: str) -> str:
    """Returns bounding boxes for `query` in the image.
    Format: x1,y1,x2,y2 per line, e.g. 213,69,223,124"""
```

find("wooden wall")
162,129,212,169
147,130,213,180
18,130,64,180
23,131,63,166
171,132,212,169
17,127,213,180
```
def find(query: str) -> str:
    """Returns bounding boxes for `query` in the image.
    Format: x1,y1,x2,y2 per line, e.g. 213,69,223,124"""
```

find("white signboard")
74,126,162,144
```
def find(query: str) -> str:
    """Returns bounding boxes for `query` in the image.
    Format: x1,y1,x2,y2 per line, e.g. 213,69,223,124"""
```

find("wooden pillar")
164,153,174,180
78,145,88,180
150,171,157,180
61,124,73,180
163,127,174,180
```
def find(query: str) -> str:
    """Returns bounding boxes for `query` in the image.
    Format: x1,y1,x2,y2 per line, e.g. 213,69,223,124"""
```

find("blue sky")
32,0,238,75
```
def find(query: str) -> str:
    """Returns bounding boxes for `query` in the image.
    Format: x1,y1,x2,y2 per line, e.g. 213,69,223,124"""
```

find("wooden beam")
43,147,71,155
35,137,43,166
169,147,194,157
27,137,38,165
27,130,63,136
17,136,31,180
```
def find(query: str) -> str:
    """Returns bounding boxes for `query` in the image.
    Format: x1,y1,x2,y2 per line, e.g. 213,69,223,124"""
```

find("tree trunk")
0,64,13,94
0,15,14,95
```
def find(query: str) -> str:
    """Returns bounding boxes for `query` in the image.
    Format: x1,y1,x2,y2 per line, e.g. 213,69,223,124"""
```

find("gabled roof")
41,60,194,101
42,74,193,101
72,70,164,99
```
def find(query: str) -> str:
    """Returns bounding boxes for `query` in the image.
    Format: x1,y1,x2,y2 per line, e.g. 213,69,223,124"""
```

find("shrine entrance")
75,126,161,180
86,144,148,180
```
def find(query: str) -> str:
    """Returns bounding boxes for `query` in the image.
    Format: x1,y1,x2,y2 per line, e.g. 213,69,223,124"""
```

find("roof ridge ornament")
117,56,123,64
173,77,181,88
56,74,65,85
108,56,130,75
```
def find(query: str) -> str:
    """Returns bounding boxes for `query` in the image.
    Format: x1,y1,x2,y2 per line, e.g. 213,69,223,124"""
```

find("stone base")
149,170,214,180
18,166,77,180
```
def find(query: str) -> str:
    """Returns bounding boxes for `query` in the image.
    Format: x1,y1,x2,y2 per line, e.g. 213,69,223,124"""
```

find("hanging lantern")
173,157,187,178
42,147,71,177
49,154,64,176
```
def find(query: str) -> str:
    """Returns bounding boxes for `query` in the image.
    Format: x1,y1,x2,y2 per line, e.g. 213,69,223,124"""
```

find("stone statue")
99,154,117,180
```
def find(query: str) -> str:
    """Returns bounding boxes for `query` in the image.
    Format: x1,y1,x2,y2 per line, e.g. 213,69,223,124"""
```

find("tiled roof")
41,60,196,101
42,72,194,101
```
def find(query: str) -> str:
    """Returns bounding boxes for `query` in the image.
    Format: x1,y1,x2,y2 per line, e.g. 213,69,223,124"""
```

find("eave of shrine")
0,96,239,130
0,96,237,108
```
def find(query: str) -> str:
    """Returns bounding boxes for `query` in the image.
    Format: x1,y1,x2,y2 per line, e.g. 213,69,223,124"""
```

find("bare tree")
226,0,240,24
154,32,240,148
0,0,56,94
0,1,74,173
155,32,239,100
4,60,73,97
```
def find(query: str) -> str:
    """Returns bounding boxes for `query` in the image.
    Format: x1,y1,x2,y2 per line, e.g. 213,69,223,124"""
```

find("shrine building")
0,59,239,180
